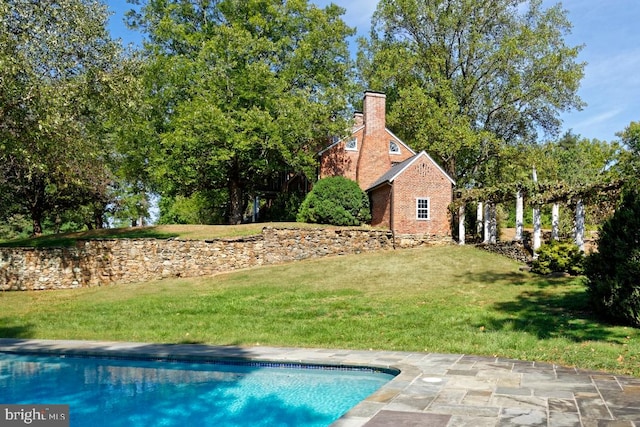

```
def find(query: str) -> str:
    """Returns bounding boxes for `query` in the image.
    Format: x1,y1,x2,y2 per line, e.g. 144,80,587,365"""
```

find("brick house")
319,91,455,236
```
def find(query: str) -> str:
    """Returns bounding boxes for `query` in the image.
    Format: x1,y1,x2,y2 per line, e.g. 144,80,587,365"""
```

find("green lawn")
0,223,358,247
1,245,637,376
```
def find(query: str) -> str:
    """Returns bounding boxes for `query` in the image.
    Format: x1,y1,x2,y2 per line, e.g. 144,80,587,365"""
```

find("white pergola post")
532,166,541,253
477,202,483,239
551,203,560,241
458,205,466,245
515,190,524,242
489,202,497,244
483,202,490,244
575,199,585,252
533,206,541,252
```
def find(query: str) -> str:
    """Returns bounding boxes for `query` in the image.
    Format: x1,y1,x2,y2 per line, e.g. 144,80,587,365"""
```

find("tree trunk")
31,215,43,237
30,185,45,237
227,161,245,225
54,213,62,234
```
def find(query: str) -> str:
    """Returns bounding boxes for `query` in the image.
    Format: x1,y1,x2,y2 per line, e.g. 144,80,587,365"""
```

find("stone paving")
0,339,638,427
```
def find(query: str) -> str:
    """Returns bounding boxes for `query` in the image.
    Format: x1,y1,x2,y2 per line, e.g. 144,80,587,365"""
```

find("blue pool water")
0,353,395,426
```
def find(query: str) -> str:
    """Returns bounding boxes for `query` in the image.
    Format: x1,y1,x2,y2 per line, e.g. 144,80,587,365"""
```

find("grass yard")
1,245,638,376
0,222,356,247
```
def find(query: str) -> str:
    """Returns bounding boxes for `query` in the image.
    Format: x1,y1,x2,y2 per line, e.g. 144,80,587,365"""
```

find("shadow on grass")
472,276,625,344
0,322,34,339
465,269,576,287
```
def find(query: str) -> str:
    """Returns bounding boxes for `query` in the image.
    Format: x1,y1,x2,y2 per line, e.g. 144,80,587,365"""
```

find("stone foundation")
0,227,453,291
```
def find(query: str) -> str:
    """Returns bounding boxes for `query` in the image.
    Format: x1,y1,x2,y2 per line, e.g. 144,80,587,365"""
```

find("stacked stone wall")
0,227,452,291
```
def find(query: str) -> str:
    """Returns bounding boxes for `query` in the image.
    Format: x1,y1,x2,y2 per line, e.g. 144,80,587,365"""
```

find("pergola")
454,178,623,253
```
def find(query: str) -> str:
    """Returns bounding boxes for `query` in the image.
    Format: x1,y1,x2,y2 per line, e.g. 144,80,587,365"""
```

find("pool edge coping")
3,339,640,427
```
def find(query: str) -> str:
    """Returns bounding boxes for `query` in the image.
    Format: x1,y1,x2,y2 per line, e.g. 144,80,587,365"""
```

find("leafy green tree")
0,0,124,235
297,176,371,226
157,192,226,225
542,131,620,185
616,121,640,181
584,189,640,327
357,0,585,186
126,0,357,224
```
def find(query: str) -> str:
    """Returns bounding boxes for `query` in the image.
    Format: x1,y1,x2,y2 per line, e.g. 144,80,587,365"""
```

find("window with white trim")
416,197,430,220
345,137,357,151
389,140,400,154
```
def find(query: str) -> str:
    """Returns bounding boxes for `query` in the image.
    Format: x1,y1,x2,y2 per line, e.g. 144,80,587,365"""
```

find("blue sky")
106,0,640,143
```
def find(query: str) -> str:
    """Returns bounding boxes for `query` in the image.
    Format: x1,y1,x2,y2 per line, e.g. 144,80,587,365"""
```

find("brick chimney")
356,91,390,189
353,111,364,128
363,91,386,135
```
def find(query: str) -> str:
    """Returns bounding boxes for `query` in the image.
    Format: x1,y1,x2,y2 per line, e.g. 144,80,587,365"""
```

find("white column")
515,190,524,242
458,205,465,245
489,202,497,244
551,203,560,241
476,202,483,239
532,166,541,252
483,202,490,244
533,206,541,252
575,199,585,252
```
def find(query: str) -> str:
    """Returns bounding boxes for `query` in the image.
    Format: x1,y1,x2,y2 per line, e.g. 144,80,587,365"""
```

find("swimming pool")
0,352,395,426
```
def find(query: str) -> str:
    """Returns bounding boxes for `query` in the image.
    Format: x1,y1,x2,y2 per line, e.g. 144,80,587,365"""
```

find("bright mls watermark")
0,405,69,427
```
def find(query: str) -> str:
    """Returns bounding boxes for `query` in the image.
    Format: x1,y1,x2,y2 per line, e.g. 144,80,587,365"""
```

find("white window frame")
345,137,357,151
416,197,430,220
389,140,400,154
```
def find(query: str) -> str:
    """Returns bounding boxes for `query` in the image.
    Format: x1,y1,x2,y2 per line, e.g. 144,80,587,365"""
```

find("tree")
0,0,124,235
297,176,371,226
357,0,585,186
126,0,357,224
616,121,640,180
584,189,640,327
543,131,620,186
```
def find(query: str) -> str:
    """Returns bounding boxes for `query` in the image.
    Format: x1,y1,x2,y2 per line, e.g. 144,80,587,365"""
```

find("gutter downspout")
390,183,395,250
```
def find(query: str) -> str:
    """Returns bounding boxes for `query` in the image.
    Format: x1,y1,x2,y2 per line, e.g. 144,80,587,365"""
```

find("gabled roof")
366,151,456,192
317,126,365,156
385,128,416,156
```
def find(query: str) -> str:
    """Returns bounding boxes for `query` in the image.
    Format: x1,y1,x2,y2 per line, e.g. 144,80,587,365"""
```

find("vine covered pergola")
454,178,624,252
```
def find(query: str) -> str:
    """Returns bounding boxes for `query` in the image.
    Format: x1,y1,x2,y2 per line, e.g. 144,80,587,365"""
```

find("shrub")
261,191,304,222
531,241,584,275
584,189,640,327
296,176,371,226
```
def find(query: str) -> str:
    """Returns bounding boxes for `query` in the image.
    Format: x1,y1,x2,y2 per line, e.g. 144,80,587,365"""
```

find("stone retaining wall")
476,241,533,264
0,227,452,291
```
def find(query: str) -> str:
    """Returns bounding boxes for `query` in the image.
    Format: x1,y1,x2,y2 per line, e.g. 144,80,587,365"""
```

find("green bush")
262,191,305,222
584,189,640,327
157,192,225,225
531,241,585,275
297,176,371,226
